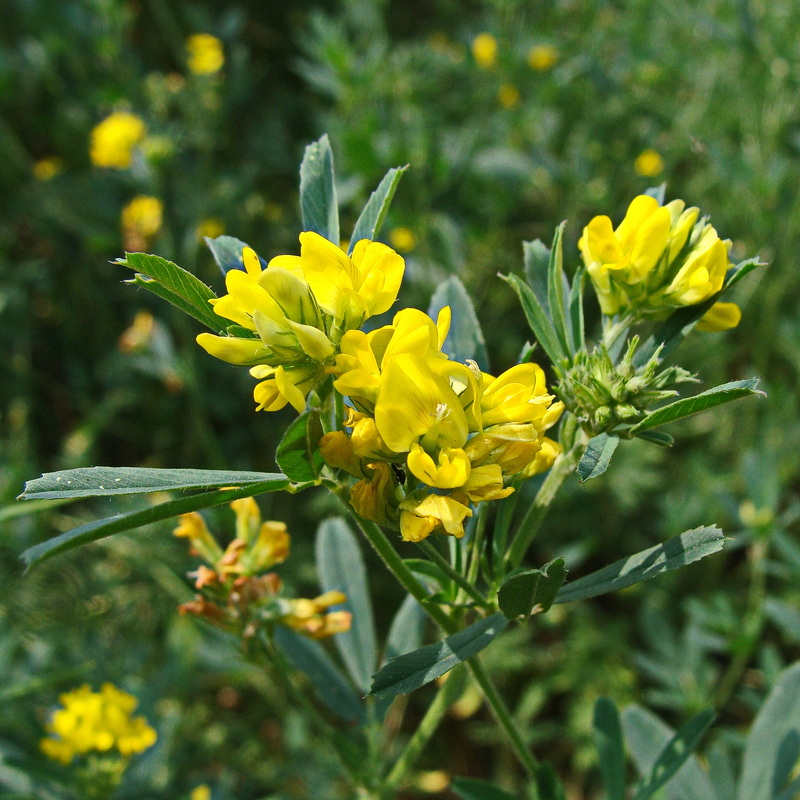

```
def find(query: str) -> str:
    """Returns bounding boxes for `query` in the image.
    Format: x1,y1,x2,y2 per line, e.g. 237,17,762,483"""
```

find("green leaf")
273,627,364,723
300,134,339,244
403,558,454,593
497,557,567,620
738,661,800,800
622,706,716,800
383,594,427,664
276,410,325,483
369,613,508,700
535,764,567,800
568,265,586,354
630,379,764,434
555,526,725,604
348,166,408,251
428,275,489,371
523,238,551,315
20,479,289,569
451,777,519,800
204,234,253,274
547,222,572,357
315,518,377,694
119,252,221,331
19,467,288,501
593,698,627,800
724,256,766,291
502,272,566,367
636,430,675,447
577,434,620,482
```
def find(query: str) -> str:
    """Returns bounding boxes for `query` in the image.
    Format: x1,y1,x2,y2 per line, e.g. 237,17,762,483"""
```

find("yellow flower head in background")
90,111,147,169
389,226,417,253
579,194,738,330
472,33,498,69
40,684,157,765
196,218,225,241
634,148,665,177
527,44,559,71
121,196,163,239
33,157,63,181
186,34,225,75
498,84,521,109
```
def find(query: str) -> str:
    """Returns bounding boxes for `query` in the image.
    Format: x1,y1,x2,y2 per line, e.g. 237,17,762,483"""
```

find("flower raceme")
323,308,564,542
579,194,740,330
196,232,405,412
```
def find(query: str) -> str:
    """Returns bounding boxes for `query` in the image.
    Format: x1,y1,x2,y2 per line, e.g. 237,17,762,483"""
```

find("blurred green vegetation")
1,0,799,797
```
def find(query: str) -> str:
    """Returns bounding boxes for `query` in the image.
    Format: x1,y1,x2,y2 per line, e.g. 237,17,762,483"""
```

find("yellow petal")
196,333,272,366
696,301,741,332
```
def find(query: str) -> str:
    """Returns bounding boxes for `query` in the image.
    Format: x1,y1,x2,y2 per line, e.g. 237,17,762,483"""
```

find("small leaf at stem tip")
348,165,408,251
497,557,567,620
299,134,339,244
577,434,620,483
276,410,326,483
428,275,489,371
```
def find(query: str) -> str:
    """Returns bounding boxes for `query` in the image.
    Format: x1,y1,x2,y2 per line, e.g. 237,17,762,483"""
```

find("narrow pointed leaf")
498,557,567,620
205,235,253,275
523,238,551,315
724,256,765,291
300,134,339,243
577,434,620,482
348,166,408,251
20,467,288,501
629,379,764,434
569,265,586,354
369,613,508,700
315,518,377,694
626,707,716,800
273,627,364,723
555,526,725,604
119,252,221,331
547,222,571,356
20,479,290,569
593,697,627,800
636,430,675,447
276,410,325,483
451,777,519,800
535,764,568,800
428,275,489,370
738,661,800,800
502,272,565,366
645,183,667,204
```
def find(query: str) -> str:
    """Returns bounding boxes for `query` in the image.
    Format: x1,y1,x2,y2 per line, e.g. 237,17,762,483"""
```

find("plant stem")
417,539,491,609
466,502,489,587
504,439,584,570
385,666,467,789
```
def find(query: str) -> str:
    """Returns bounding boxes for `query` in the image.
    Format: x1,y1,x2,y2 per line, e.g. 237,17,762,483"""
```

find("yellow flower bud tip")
472,32,498,68
695,301,741,331
231,497,261,544
90,111,147,169
313,590,347,609
186,33,225,75
527,44,559,71
634,148,665,177
242,246,264,277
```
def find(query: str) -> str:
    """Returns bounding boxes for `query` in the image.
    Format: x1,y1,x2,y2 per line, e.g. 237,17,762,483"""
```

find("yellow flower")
121,196,163,239
190,787,212,800
40,684,157,765
695,301,741,332
407,444,471,489
389,226,417,253
282,591,352,639
90,111,147,169
527,44,559,71
350,462,398,524
634,148,665,177
174,512,224,564
399,494,473,542
197,218,225,241
472,33,498,69
186,34,225,75
579,194,733,319
498,84,521,108
33,157,63,181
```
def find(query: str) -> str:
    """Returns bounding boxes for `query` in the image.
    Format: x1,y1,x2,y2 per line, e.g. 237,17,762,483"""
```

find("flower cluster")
579,194,740,330
321,307,564,542
175,499,352,640
197,232,404,413
89,111,147,169
40,684,157,765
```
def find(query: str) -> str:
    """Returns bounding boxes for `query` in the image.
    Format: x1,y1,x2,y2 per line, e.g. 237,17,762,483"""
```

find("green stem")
417,539,491,609
385,666,467,788
466,502,489,587
714,535,769,709
504,438,584,570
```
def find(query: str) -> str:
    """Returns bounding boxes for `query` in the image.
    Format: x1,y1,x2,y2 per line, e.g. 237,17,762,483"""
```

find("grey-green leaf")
348,166,408,251
205,234,253,274
498,557,567,620
119,252,221,331
315,518,377,694
369,613,508,700
19,467,288,501
451,777,519,800
20,479,289,569
555,526,725,604
546,221,572,356
622,705,717,800
300,134,339,244
738,661,800,800
577,434,620,482
630,379,764,434
273,627,364,723
276,410,325,483
383,594,427,665
523,238,552,316
428,275,489,371
593,697,627,800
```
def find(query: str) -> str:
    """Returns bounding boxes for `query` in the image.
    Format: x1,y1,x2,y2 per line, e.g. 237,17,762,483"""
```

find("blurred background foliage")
1,0,799,797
